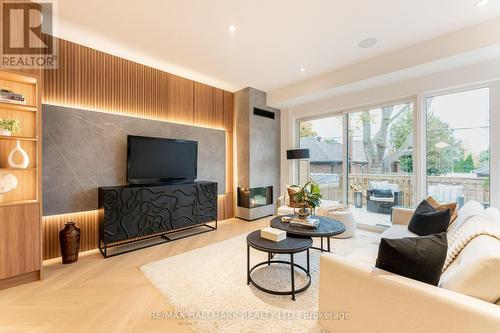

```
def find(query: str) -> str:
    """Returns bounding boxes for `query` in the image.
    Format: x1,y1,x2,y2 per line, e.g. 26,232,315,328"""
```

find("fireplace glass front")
237,186,273,209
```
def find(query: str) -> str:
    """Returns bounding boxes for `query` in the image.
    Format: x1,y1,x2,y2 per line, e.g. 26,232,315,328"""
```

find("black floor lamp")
286,149,310,185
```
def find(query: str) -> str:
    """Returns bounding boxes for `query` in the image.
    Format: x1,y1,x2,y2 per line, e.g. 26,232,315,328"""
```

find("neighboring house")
472,164,490,177
300,137,368,176
300,137,406,178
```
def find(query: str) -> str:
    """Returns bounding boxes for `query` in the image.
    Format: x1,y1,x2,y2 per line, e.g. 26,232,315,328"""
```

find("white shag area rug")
141,230,379,333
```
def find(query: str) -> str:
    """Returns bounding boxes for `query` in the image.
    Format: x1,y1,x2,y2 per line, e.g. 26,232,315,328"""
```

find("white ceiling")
52,0,500,92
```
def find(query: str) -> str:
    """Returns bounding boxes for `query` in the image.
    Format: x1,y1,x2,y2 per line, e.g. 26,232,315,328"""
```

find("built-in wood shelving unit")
0,102,37,112
0,69,41,290
0,135,37,141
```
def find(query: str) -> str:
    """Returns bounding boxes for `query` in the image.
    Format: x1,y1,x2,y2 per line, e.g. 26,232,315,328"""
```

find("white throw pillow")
485,207,500,224
439,234,500,303
448,200,485,235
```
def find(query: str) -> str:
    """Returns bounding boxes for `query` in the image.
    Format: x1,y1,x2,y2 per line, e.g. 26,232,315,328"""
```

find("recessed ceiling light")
475,0,489,7
228,25,236,32
358,38,378,49
300,67,306,72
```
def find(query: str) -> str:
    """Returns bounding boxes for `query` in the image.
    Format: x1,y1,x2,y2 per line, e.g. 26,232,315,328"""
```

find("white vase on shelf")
8,140,29,169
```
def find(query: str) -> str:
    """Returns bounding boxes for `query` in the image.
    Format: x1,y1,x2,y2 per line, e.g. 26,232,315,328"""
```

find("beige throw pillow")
426,196,458,227
287,187,302,208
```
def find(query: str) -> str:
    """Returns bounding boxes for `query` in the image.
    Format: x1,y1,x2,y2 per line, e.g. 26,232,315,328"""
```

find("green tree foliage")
479,150,490,163
299,121,317,138
389,108,464,175
453,153,475,173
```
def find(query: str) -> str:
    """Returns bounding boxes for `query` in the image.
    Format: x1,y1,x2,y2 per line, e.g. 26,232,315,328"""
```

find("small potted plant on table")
290,181,322,219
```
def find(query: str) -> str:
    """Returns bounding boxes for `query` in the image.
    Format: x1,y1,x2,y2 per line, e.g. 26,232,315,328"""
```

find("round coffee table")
246,230,312,301
270,215,345,252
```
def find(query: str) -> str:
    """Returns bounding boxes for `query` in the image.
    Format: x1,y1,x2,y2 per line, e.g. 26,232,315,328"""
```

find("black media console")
98,181,217,257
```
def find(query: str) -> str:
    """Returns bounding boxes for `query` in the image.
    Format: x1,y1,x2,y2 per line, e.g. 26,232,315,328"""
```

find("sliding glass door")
425,87,490,207
298,115,345,204
294,85,492,227
347,103,414,226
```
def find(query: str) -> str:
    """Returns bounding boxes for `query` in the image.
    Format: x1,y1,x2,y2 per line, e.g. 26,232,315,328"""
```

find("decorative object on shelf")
0,171,18,194
59,222,81,264
0,118,21,136
0,88,25,104
8,140,29,168
289,181,322,219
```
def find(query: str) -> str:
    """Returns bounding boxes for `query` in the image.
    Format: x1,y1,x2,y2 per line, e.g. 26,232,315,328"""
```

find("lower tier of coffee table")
246,246,311,301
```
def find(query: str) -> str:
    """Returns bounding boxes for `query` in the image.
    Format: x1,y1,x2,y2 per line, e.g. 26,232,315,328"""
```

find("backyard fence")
315,173,490,207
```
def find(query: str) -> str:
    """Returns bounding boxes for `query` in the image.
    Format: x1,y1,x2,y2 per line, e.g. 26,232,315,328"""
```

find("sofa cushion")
370,181,399,194
428,184,463,203
485,207,500,224
439,234,500,303
286,186,301,208
426,196,458,223
448,200,485,234
346,245,379,265
376,233,448,285
369,196,394,203
408,200,450,236
372,189,393,198
381,225,417,239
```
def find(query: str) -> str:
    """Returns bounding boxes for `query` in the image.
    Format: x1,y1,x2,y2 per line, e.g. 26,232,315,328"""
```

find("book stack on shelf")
0,88,26,105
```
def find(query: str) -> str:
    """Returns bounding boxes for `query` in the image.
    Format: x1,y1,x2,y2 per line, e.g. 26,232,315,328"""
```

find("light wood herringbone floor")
0,217,269,333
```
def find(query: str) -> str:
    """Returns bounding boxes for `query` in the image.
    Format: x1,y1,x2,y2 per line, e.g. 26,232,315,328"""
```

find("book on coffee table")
260,227,286,242
289,217,320,229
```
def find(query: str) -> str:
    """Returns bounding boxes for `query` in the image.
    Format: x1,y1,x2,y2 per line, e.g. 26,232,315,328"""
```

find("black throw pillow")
375,233,448,285
408,200,450,236
372,189,393,198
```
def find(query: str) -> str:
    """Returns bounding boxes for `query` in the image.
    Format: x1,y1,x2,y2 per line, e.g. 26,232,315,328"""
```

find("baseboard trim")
0,270,40,290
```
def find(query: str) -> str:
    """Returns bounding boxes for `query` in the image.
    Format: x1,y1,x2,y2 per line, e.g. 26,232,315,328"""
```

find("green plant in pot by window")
0,118,20,136
290,181,322,219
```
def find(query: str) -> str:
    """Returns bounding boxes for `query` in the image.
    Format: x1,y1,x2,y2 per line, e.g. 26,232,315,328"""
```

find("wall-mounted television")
127,135,198,185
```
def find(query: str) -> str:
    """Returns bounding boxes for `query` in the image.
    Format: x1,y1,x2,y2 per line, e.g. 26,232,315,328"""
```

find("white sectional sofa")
319,201,500,333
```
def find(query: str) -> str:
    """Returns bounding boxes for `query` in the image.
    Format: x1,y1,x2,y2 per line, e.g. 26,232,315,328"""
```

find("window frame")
296,97,417,210
422,84,491,204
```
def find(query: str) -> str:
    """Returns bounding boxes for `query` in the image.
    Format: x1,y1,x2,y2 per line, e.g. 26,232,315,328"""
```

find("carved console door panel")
99,187,142,243
171,184,198,229
196,182,218,223
141,186,174,234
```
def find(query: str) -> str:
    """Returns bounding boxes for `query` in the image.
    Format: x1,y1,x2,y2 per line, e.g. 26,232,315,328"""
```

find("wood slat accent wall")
42,210,98,260
39,38,235,260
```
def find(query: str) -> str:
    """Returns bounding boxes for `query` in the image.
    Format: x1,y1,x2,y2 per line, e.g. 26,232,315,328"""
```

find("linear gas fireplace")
237,186,274,220
234,87,280,221
238,186,273,209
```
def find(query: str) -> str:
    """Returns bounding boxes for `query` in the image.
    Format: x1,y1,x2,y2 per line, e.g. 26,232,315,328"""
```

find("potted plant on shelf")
0,118,20,136
290,181,322,219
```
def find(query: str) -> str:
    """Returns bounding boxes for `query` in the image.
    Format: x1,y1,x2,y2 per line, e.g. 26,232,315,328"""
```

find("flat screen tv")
127,135,198,185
